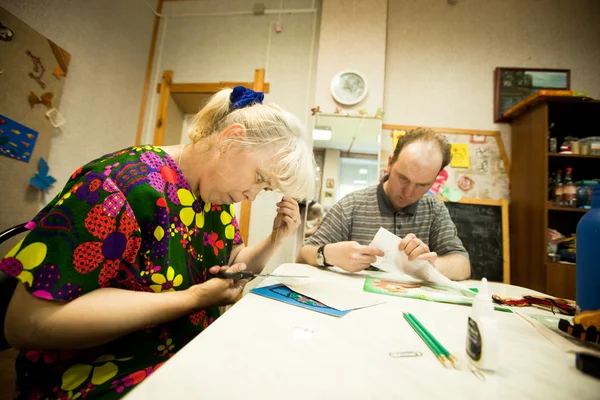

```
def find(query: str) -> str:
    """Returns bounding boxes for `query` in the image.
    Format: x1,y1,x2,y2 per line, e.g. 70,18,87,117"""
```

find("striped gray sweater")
305,180,468,259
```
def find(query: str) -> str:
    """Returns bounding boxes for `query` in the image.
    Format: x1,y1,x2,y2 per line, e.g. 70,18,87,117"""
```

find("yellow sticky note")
451,144,470,168
392,130,406,150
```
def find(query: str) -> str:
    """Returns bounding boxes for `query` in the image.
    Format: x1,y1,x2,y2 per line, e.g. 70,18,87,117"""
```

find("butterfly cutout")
28,91,53,109
310,105,320,116
30,157,56,193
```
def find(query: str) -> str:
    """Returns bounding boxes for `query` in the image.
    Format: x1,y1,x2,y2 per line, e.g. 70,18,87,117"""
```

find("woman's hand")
271,196,301,245
188,263,249,308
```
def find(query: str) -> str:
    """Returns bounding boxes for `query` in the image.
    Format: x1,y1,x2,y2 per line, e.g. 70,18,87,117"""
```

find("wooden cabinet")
509,99,600,299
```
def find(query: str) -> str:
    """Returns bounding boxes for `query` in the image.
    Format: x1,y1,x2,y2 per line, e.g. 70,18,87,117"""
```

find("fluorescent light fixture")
359,168,368,175
312,126,332,140
353,180,367,185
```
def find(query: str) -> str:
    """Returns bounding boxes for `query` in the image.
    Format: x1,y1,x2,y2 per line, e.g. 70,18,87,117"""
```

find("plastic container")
465,278,499,371
576,184,600,312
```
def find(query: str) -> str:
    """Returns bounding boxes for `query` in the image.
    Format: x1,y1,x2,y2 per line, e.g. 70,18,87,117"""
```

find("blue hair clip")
230,86,264,110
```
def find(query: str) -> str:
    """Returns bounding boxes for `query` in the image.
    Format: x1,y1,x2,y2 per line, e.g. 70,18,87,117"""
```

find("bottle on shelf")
549,172,557,201
576,182,589,208
576,184,600,312
563,167,577,207
554,169,564,206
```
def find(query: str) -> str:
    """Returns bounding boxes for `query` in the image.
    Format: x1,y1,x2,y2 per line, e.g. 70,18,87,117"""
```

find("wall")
384,0,600,160
0,6,70,259
313,0,388,114
141,0,321,281
0,0,155,202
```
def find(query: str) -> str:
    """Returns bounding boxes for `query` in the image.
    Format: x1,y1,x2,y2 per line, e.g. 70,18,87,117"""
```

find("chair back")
0,223,28,351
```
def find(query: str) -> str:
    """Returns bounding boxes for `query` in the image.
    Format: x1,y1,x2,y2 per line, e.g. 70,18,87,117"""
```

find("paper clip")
467,363,486,381
389,351,423,358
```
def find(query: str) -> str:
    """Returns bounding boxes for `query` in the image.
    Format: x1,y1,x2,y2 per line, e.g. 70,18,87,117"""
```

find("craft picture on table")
494,67,570,122
251,284,351,317
0,114,39,162
29,157,56,193
362,277,510,311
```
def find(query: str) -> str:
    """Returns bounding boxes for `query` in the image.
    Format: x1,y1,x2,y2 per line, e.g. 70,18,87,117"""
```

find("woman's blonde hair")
188,88,315,200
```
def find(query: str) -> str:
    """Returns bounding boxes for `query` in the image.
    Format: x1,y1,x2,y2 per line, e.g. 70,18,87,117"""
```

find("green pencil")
406,312,458,369
402,312,449,368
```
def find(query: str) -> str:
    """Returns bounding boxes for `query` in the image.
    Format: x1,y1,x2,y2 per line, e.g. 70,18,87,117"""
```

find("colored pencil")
406,312,458,369
402,312,449,368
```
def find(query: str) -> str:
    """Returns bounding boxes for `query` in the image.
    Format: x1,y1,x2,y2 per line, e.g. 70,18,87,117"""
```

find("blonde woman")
1,86,314,399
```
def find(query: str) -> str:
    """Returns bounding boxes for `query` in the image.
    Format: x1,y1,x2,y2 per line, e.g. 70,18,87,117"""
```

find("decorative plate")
330,69,368,106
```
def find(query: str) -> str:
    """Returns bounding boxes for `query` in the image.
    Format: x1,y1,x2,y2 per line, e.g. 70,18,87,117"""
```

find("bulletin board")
0,7,71,255
380,124,510,201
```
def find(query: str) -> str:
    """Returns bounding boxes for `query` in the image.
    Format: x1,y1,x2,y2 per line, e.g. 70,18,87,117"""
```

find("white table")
125,264,600,400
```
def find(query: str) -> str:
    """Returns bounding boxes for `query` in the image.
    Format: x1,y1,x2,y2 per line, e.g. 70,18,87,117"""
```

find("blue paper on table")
251,284,351,317
0,114,39,163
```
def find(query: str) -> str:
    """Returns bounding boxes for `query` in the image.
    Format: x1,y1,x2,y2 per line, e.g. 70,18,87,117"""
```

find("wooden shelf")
548,152,600,159
547,205,589,213
546,261,576,299
547,260,576,268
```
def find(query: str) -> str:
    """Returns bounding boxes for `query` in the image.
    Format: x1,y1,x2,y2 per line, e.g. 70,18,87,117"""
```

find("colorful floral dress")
0,145,243,399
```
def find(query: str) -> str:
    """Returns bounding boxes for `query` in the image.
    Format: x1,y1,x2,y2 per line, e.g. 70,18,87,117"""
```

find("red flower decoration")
205,232,224,256
73,204,141,286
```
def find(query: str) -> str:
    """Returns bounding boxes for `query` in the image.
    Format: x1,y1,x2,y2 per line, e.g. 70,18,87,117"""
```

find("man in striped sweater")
297,128,471,281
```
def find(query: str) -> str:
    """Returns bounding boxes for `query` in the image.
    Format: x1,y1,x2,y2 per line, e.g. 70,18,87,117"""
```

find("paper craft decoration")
0,20,13,41
441,187,462,202
30,157,56,193
48,39,71,77
52,65,66,79
45,108,66,128
28,91,54,109
26,50,46,89
0,114,39,162
392,130,406,150
427,169,449,195
363,276,509,311
251,284,351,317
450,143,470,168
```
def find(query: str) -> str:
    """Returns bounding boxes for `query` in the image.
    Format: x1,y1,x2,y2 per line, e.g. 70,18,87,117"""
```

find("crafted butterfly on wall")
30,157,56,193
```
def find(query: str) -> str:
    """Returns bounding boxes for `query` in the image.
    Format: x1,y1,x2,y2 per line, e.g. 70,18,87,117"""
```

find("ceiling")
313,114,382,155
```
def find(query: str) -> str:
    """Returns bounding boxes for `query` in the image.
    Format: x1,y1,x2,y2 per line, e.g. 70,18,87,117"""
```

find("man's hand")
324,241,385,273
398,233,437,265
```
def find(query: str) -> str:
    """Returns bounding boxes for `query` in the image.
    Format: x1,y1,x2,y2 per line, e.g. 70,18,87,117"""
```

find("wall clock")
330,69,368,106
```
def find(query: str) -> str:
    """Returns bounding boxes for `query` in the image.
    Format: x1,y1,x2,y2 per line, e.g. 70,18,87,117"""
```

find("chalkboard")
442,199,510,283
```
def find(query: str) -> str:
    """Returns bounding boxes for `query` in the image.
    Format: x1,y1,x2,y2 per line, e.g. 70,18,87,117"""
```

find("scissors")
216,270,309,280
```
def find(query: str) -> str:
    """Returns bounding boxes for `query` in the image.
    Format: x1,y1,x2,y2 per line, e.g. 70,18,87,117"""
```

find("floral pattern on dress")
72,204,141,287
2,146,243,399
0,238,47,286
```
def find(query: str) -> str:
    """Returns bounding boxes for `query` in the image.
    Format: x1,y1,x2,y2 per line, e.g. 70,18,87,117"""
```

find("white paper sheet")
270,263,386,311
369,227,470,292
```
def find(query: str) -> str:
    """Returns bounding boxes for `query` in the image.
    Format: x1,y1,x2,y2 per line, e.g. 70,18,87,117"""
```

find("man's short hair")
391,127,452,172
